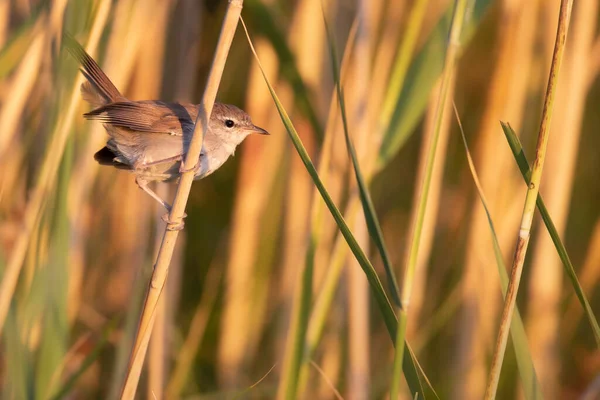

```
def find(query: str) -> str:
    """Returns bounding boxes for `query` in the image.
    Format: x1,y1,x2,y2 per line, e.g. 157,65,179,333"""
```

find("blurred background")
0,0,599,398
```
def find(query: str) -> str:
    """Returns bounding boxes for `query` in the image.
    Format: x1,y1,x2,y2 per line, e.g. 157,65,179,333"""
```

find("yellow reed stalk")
119,1,244,398
455,1,530,396
346,1,373,397
0,0,112,335
526,0,597,393
406,75,454,340
484,0,574,397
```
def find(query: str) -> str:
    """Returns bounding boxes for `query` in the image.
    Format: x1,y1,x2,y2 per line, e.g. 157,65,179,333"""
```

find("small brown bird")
64,35,268,213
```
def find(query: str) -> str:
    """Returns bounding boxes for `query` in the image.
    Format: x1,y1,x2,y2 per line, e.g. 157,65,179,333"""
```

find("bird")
63,34,269,218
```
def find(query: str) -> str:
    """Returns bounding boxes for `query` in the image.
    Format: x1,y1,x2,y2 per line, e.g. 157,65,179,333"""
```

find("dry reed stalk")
406,75,454,339
346,2,374,398
0,0,112,335
0,17,45,158
526,0,597,394
148,289,166,400
217,38,284,387
484,1,574,397
347,213,370,400
120,2,244,397
454,1,530,397
131,5,173,396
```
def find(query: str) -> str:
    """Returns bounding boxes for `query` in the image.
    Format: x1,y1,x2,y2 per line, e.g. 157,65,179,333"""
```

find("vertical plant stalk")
390,0,468,398
0,0,112,335
390,0,467,399
484,0,574,398
119,1,244,398
379,0,429,133
347,1,372,397
526,0,597,392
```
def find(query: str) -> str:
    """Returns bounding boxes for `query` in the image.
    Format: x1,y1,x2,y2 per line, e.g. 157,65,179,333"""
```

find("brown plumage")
63,34,268,213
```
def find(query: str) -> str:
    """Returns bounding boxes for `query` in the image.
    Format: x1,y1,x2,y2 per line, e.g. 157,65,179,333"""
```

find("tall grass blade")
321,9,400,306
456,107,542,400
391,0,469,397
501,122,600,347
485,3,574,396
377,0,494,168
241,18,438,400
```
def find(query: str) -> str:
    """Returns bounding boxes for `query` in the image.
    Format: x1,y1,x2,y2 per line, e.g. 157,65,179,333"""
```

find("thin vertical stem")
484,0,574,398
119,1,244,398
390,0,468,397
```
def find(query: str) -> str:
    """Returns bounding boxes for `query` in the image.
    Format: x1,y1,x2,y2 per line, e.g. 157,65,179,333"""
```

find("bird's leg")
135,177,186,230
135,176,172,211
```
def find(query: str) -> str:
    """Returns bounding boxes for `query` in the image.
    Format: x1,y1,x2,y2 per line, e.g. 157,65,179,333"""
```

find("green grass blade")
377,0,494,169
391,0,471,396
240,19,438,400
501,122,600,347
321,9,401,307
456,109,542,400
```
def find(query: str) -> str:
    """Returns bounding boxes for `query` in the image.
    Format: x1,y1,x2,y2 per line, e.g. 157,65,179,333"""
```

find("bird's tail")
63,33,125,107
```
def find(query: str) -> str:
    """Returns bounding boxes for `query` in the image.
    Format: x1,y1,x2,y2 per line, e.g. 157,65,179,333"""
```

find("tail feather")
63,33,125,106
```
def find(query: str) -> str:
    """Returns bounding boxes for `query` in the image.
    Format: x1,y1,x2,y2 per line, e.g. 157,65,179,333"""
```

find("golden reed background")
0,0,598,399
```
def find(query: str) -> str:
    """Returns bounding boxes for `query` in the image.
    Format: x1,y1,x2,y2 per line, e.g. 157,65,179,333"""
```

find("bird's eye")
225,119,235,128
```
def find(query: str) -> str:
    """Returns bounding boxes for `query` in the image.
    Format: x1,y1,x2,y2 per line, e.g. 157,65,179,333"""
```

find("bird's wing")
84,101,197,136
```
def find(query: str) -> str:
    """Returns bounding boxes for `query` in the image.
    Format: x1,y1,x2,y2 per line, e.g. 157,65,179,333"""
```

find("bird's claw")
179,161,199,174
162,212,188,231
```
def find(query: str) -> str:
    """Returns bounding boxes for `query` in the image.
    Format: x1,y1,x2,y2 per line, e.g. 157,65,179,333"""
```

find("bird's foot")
162,211,188,231
179,160,200,174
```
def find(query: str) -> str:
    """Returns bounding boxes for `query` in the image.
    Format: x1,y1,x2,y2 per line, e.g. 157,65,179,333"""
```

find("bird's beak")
249,125,270,135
